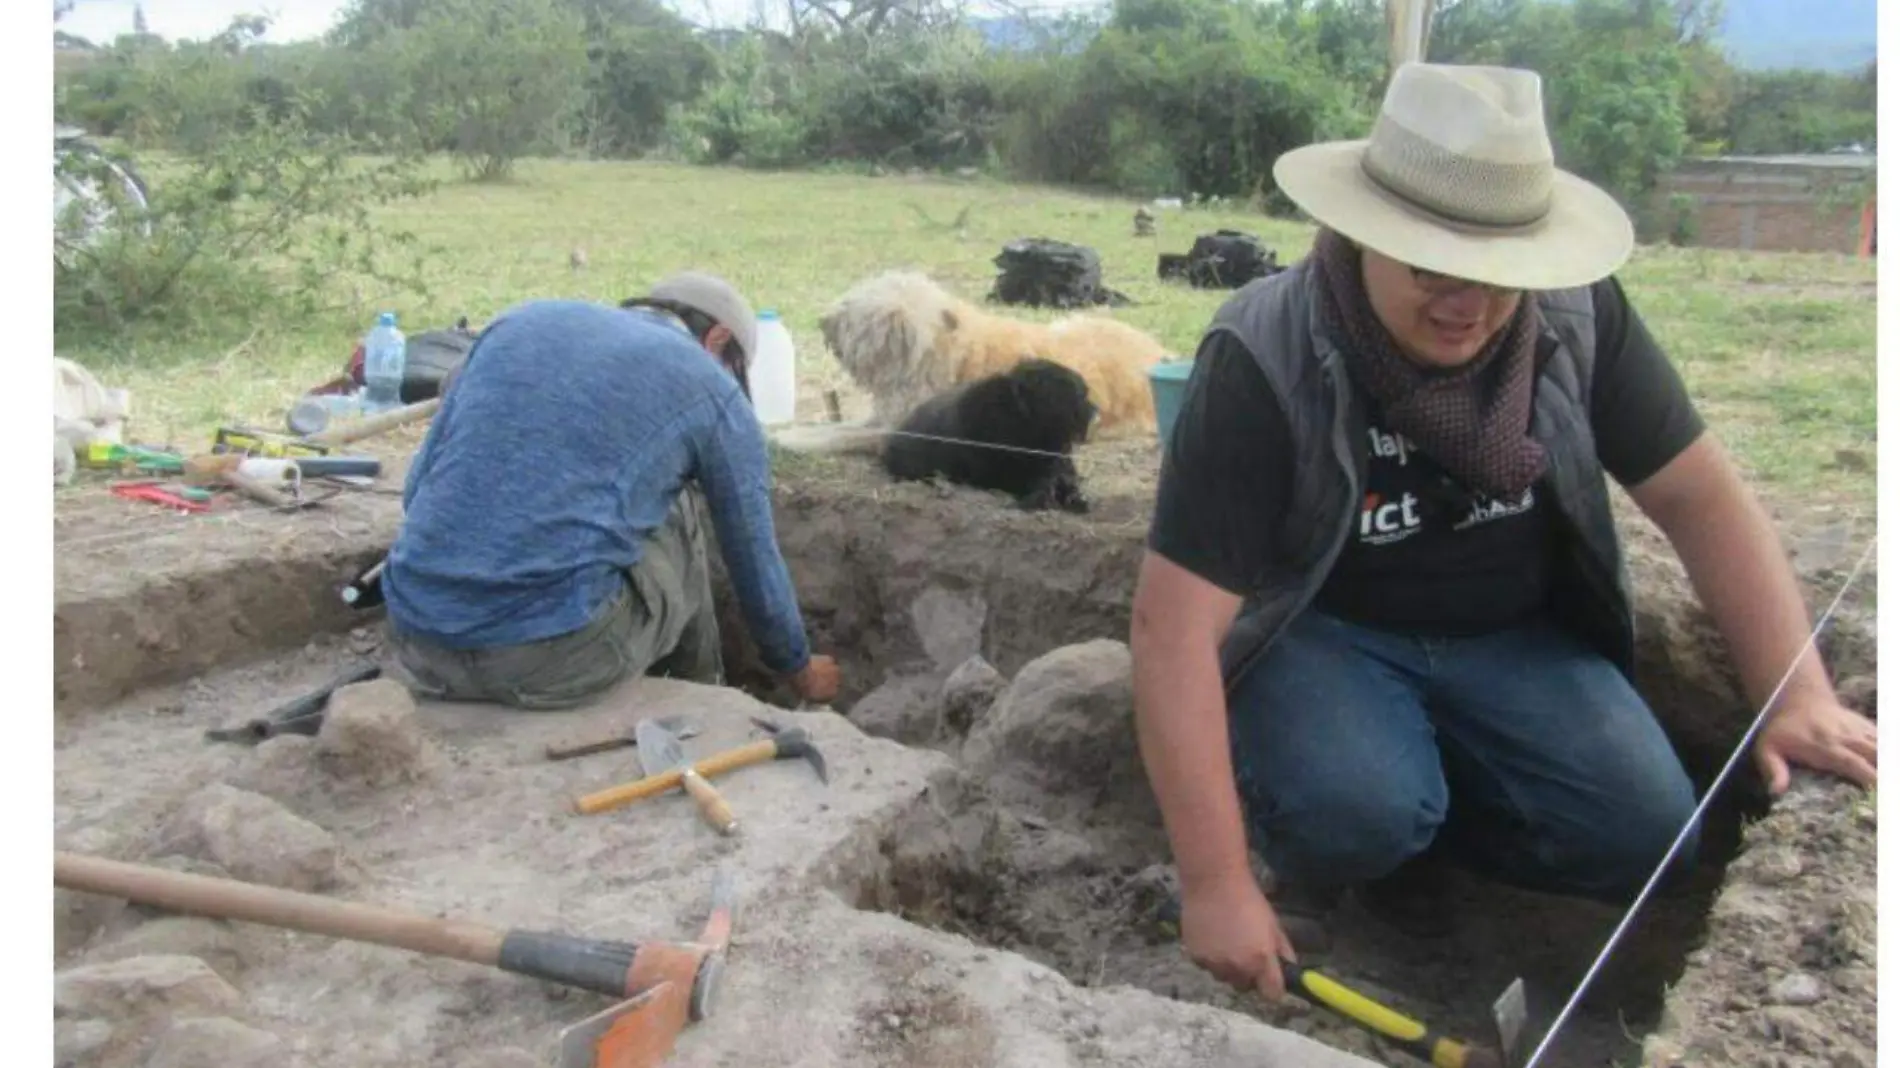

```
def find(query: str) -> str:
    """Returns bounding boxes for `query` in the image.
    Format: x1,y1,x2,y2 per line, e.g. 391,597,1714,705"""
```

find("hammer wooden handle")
574,738,779,816
305,397,441,447
680,769,738,836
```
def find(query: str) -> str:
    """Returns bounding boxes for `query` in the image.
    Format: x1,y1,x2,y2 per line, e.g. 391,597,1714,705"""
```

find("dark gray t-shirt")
1147,276,1706,636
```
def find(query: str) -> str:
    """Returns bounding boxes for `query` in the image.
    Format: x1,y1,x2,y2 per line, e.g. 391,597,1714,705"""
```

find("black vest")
1201,260,1636,693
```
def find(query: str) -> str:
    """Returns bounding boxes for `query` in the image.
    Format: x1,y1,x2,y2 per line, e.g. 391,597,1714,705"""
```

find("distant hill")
1717,0,1876,71
975,0,1877,73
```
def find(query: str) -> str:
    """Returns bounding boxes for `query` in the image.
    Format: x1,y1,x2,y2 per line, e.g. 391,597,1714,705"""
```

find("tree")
133,3,149,34
382,0,592,180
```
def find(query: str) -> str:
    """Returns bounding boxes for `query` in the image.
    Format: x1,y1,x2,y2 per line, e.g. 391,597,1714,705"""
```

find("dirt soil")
52,430,1877,1068
54,646,1375,1068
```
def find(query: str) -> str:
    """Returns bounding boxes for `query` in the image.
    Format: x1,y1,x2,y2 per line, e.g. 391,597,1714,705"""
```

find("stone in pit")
938,654,1006,737
317,677,434,786
164,783,340,892
144,1016,282,1068
849,672,944,746
910,586,988,671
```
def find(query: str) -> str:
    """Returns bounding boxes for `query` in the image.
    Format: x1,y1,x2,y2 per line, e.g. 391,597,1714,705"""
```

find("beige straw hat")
1273,62,1635,291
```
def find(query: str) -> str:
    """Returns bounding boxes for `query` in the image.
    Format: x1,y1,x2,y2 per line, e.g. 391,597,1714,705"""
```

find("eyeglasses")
1409,265,1514,297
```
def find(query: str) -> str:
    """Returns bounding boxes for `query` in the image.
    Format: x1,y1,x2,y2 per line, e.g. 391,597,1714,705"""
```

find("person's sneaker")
1355,854,1456,940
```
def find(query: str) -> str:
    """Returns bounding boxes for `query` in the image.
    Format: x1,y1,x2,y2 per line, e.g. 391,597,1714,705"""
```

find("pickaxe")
572,717,828,818
53,851,739,1068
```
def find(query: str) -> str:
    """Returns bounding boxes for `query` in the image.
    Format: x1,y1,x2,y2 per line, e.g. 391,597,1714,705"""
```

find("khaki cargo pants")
390,488,724,710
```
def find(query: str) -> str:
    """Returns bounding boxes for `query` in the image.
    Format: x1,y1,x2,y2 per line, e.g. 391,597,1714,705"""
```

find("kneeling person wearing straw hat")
1130,63,1877,1003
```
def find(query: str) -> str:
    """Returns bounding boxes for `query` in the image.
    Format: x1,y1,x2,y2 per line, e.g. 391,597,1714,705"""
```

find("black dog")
880,358,1095,513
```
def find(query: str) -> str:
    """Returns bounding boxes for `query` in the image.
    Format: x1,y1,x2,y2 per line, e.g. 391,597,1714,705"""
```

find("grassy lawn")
56,157,1877,521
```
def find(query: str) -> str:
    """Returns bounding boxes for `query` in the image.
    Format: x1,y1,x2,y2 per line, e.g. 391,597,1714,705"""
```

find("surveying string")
1519,533,1876,1068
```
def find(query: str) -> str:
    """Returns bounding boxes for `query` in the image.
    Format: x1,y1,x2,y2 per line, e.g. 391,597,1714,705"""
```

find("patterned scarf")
1309,228,1546,500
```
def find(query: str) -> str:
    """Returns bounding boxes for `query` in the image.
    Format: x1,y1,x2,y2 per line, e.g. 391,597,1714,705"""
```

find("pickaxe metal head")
749,716,829,784
1481,977,1529,1068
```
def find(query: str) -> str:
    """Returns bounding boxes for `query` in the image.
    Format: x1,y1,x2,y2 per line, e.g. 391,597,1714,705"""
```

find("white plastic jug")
750,310,797,426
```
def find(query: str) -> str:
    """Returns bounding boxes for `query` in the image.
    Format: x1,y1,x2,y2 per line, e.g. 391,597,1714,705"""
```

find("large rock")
144,1016,281,1068
221,735,327,806
81,917,250,981
963,640,1158,837
55,955,244,1068
163,784,339,892
54,1017,114,1067
317,678,433,787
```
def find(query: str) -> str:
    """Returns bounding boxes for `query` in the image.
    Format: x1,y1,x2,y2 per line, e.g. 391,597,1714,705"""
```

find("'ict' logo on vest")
1358,491,1422,545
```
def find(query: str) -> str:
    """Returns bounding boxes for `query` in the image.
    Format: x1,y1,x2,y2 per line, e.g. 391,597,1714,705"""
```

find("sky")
52,0,1093,43
58,0,352,43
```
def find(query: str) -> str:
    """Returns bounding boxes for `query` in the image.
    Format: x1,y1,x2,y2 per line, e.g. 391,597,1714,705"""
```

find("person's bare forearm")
1647,454,1835,711
1131,610,1254,891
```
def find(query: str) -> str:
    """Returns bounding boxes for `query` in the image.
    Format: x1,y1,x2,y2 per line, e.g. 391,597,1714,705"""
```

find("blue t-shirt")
382,299,810,675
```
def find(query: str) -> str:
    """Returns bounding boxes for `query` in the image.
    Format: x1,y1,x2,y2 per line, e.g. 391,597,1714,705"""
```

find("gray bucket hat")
637,271,759,362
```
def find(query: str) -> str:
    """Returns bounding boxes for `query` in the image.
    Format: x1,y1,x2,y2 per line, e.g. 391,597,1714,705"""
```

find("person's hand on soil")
791,654,840,704
1178,875,1298,1001
1754,692,1877,794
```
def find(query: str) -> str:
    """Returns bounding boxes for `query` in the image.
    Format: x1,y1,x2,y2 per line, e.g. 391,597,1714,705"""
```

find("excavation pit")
52,444,1876,1068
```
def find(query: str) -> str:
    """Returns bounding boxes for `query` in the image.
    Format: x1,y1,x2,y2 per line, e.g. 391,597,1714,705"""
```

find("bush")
53,108,436,342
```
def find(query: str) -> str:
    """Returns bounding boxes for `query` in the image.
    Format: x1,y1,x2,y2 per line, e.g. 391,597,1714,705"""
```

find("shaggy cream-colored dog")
818,270,1170,436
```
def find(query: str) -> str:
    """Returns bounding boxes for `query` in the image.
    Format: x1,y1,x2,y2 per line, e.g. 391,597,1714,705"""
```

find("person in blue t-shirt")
381,271,840,710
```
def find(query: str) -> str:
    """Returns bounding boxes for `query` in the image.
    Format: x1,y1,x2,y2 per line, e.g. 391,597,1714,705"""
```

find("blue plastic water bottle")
362,312,407,412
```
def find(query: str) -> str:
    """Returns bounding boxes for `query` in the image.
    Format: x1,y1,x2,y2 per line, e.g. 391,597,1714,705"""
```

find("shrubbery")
50,0,1876,343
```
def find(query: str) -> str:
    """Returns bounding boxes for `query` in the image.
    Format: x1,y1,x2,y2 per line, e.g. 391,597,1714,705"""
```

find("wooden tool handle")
305,397,442,447
545,736,631,761
54,851,504,966
679,769,738,835
224,470,297,509
573,738,779,816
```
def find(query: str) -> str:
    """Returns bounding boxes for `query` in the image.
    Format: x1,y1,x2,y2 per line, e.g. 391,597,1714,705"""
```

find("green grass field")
57,158,1878,519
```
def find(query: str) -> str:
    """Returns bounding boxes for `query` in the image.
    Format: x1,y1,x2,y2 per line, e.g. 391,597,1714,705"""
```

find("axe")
54,852,739,1068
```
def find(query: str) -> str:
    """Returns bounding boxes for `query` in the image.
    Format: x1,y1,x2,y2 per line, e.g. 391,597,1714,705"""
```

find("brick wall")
1653,158,1873,255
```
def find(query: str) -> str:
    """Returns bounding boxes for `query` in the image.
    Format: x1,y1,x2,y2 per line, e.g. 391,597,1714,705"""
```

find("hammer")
573,717,828,817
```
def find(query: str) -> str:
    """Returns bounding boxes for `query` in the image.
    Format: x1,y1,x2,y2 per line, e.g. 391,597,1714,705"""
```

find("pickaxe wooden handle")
574,738,782,816
572,724,825,817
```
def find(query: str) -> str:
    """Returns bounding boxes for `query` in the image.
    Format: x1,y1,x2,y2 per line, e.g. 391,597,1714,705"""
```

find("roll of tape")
237,457,300,484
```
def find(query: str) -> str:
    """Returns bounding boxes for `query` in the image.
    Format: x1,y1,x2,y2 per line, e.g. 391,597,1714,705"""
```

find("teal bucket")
1148,360,1195,444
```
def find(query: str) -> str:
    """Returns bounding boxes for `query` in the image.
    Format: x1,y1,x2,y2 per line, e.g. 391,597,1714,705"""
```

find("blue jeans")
1228,610,1701,904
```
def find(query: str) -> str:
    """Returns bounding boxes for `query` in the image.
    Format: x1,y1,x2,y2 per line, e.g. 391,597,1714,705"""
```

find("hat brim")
1273,140,1635,291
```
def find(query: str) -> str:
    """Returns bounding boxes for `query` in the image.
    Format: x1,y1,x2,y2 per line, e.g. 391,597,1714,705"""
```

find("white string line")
1521,533,1877,1068
789,425,1096,461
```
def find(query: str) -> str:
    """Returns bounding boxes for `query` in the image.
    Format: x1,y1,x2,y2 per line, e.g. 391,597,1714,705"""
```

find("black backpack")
988,238,1132,309
1158,230,1283,289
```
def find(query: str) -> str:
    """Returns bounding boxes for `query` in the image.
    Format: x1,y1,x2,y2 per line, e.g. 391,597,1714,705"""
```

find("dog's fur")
880,358,1095,513
819,270,1169,436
